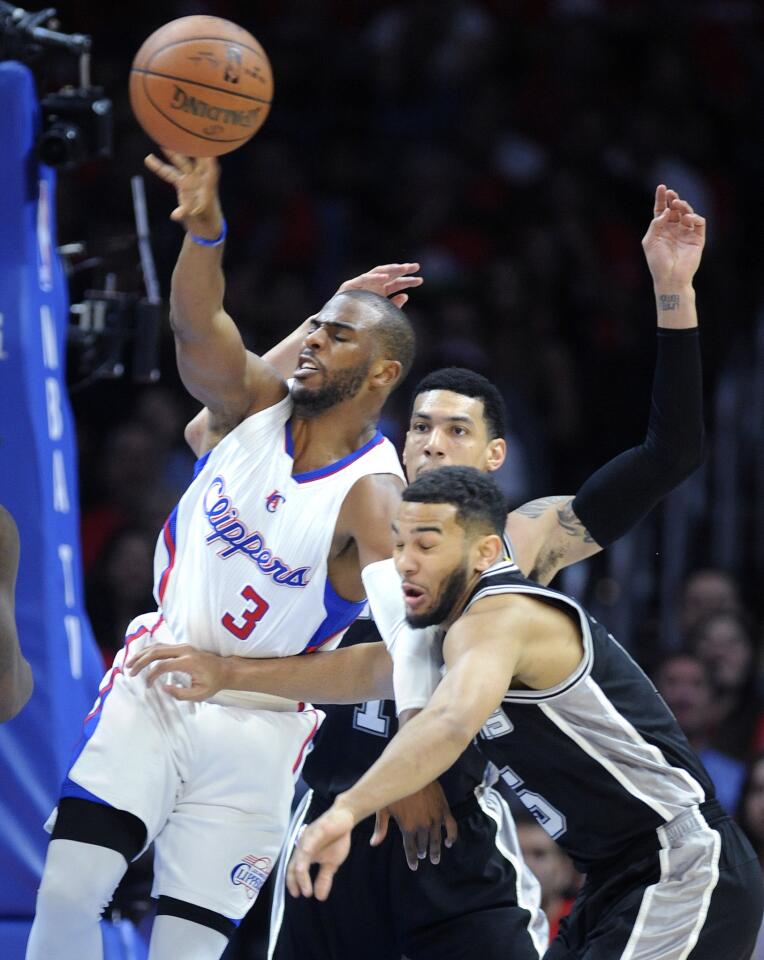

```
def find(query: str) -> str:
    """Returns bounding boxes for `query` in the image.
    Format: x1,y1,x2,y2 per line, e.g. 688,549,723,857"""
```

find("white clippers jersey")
153,392,404,661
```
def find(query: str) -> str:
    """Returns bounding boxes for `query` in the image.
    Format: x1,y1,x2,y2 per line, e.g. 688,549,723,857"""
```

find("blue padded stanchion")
0,61,106,958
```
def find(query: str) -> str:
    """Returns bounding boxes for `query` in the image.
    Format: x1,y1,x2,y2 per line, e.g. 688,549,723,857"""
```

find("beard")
405,562,469,629
291,361,370,418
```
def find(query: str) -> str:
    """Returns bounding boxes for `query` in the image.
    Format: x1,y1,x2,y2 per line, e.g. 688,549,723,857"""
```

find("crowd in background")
37,0,764,954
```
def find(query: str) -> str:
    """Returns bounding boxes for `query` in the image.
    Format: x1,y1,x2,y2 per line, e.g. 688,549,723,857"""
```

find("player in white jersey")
25,153,421,960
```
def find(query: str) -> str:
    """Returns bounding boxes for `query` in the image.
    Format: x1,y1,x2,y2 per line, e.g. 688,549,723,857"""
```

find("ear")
473,533,503,573
485,438,506,473
369,358,402,390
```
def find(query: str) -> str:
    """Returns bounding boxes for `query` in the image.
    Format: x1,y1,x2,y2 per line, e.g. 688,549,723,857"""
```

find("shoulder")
343,472,404,514
460,588,573,648
464,590,547,630
506,495,592,583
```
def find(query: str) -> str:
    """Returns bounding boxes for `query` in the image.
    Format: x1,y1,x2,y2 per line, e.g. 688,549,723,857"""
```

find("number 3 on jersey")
221,586,269,640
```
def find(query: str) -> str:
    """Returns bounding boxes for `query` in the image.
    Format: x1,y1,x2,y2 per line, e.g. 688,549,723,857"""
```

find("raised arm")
0,508,33,722
508,185,706,585
145,152,287,428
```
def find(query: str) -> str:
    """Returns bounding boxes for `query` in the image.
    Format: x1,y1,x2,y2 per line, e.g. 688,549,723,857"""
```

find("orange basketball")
129,16,273,157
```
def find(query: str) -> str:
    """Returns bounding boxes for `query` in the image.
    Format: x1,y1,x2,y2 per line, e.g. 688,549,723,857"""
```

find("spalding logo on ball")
129,16,273,157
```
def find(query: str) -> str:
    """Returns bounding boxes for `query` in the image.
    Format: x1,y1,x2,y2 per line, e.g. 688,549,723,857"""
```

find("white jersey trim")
466,579,594,703
268,788,313,960
540,693,676,821
584,676,707,806
618,807,721,959
478,787,548,958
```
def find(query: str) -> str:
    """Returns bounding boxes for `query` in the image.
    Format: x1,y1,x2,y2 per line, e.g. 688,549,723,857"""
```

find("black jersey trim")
466,580,593,703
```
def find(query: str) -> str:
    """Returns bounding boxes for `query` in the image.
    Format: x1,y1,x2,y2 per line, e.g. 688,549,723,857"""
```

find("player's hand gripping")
144,150,224,238
370,780,458,869
127,643,229,700
642,184,706,289
287,805,355,901
337,262,423,309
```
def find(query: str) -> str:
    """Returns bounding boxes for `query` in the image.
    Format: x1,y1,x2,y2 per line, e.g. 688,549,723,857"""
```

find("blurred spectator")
516,811,581,943
86,528,157,664
654,652,745,813
80,420,165,571
736,754,764,960
680,568,744,637
133,386,197,490
689,612,764,760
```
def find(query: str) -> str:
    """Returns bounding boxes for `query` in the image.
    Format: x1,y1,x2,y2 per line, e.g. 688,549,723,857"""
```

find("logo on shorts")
265,489,286,513
230,855,272,900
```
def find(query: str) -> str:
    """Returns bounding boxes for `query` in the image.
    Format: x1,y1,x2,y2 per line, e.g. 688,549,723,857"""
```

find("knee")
36,842,121,922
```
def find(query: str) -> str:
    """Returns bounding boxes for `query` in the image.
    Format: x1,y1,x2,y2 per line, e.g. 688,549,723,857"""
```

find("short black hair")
337,290,416,384
411,368,506,440
402,466,507,537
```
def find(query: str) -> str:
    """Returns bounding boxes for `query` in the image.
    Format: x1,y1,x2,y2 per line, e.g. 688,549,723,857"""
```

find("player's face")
291,297,376,416
393,501,474,628
655,657,712,737
403,391,505,482
743,759,764,842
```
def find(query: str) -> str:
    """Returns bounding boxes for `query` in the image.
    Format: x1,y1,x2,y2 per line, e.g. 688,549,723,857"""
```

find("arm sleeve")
361,559,442,714
572,327,704,547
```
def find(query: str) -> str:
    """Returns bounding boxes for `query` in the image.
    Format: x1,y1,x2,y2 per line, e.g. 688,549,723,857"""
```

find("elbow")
651,427,705,487
431,703,476,755
667,428,705,483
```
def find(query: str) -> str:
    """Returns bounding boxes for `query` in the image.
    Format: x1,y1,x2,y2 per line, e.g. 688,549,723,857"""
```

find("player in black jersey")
290,467,764,960
133,186,712,959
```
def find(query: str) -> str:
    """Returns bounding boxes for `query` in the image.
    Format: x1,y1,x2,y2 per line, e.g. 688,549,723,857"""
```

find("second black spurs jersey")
469,562,716,873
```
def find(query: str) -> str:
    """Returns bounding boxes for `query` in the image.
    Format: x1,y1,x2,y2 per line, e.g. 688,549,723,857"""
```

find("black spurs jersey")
302,535,518,805
302,615,486,806
469,561,716,873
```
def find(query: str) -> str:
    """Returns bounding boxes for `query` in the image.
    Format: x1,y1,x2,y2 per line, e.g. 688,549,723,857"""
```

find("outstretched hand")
642,184,706,288
286,805,355,901
338,263,423,309
144,150,223,236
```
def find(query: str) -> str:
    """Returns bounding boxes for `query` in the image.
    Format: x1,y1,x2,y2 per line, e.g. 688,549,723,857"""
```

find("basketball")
129,16,273,157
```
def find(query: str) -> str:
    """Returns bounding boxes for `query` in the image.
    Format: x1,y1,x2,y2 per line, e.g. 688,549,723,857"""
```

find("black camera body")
39,86,112,168
0,1,113,168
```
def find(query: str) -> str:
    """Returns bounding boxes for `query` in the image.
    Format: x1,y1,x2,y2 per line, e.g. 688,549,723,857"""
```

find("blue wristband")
189,218,227,247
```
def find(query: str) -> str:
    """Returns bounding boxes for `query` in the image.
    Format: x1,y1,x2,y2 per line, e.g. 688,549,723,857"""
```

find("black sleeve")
571,327,704,548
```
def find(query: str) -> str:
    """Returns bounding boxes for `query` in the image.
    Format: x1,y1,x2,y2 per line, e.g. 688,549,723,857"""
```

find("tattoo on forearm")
514,496,569,519
557,501,595,543
659,294,680,311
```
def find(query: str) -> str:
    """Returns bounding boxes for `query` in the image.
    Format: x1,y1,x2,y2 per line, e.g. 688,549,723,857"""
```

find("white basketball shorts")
57,612,322,920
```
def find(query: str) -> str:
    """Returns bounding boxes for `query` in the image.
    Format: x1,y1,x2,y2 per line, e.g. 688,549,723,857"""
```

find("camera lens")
38,121,85,167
